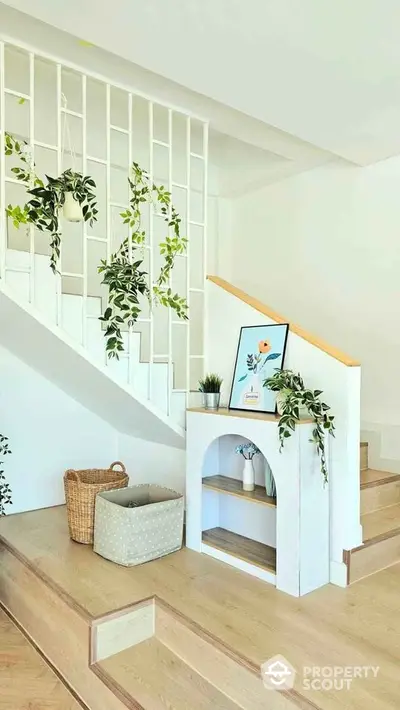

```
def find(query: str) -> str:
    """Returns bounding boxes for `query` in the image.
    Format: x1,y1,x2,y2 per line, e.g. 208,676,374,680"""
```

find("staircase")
345,441,400,583
0,249,189,447
0,35,208,449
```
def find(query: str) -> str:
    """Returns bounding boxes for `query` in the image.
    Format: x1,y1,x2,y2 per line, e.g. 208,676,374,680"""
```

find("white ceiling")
1,0,399,166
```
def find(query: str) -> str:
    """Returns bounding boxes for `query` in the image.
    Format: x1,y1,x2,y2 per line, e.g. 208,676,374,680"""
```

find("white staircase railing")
0,36,208,429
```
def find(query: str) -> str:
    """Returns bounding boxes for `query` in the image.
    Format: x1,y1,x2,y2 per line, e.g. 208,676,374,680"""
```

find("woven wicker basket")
64,462,129,545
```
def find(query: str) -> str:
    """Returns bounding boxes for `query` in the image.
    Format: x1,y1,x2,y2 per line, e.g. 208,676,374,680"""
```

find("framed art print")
229,324,289,413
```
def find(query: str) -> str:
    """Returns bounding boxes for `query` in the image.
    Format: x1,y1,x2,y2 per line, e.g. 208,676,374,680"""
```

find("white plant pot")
242,459,255,492
63,192,83,222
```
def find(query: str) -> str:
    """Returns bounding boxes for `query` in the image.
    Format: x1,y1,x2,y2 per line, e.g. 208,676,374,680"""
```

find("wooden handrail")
207,275,360,367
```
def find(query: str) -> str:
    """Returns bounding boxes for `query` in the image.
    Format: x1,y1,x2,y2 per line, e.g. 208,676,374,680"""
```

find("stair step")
361,502,400,544
346,502,400,584
360,469,400,514
92,596,272,710
360,469,400,488
98,638,241,710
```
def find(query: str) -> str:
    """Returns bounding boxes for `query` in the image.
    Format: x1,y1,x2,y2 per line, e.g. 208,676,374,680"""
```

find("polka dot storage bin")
93,484,184,566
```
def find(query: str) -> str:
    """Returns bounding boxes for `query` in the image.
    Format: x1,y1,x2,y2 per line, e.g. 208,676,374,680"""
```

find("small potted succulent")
235,442,261,491
198,373,223,410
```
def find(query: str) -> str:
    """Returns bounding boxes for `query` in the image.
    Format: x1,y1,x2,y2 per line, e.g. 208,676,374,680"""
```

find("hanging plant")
4,131,98,273
263,369,335,483
27,170,97,274
99,162,188,359
0,434,12,516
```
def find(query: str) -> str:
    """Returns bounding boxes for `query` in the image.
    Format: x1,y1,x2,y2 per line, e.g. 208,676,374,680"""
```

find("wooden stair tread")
361,503,400,544
360,469,400,489
98,637,240,710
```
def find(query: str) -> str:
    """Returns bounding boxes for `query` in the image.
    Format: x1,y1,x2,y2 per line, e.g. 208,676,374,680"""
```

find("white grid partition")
0,37,208,428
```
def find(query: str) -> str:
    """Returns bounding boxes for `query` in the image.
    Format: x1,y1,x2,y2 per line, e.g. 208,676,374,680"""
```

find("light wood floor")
0,506,399,709
0,607,82,710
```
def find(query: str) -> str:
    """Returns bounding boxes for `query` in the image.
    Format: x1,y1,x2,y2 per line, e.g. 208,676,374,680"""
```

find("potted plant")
198,373,223,410
25,170,97,274
0,434,12,516
263,369,335,483
4,132,98,273
235,442,261,491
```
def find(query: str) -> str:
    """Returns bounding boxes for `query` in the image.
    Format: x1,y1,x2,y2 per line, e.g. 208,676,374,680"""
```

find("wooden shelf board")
202,527,276,573
187,407,313,424
202,475,276,508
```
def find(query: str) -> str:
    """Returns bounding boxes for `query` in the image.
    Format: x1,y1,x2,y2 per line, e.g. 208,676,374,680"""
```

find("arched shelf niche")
201,433,277,579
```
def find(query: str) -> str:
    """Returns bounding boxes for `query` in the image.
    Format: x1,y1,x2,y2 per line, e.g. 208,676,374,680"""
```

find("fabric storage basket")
93,484,184,566
64,462,129,545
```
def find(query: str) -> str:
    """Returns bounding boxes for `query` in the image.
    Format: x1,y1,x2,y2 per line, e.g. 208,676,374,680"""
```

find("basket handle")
64,469,82,484
109,461,126,474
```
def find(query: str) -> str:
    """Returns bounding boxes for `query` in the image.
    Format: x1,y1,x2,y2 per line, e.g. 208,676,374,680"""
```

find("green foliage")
264,369,335,484
0,434,12,516
28,170,97,274
4,132,98,274
198,373,223,393
99,162,188,358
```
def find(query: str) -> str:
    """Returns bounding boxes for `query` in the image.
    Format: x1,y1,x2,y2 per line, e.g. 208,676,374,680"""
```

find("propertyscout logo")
261,655,379,692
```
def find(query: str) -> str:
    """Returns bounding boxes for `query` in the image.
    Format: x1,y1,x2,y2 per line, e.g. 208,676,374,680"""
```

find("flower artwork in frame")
229,324,289,413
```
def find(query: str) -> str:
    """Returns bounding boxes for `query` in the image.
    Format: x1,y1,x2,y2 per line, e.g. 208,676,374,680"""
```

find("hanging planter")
63,191,84,222
4,134,98,274
27,170,97,273
4,96,98,274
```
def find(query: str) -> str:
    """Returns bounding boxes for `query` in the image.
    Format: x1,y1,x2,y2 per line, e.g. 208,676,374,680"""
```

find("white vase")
63,192,83,222
242,459,255,492
241,373,263,410
264,463,276,498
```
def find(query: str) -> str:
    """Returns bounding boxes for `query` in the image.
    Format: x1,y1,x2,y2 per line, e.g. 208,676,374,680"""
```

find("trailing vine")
99,162,188,359
4,132,98,273
0,434,12,516
264,369,335,483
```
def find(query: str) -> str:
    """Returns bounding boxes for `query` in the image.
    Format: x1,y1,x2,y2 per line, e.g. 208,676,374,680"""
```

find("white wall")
0,345,185,515
226,158,400,471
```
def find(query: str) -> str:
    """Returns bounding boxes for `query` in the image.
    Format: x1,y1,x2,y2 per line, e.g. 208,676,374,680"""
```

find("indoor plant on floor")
198,373,223,410
263,369,335,483
0,434,12,515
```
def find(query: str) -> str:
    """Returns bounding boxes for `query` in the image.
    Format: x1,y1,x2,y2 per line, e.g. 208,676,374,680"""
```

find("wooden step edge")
0,602,90,710
361,471,400,490
356,525,400,549
343,526,400,585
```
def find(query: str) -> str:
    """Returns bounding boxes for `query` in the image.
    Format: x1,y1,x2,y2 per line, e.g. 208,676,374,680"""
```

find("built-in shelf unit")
186,407,330,597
